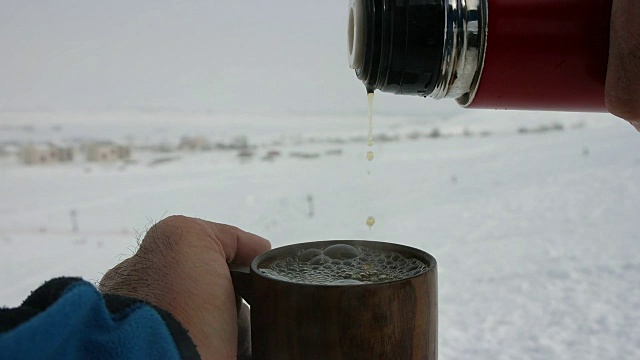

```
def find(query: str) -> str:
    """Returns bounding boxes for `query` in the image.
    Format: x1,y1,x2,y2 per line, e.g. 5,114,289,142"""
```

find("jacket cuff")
0,277,200,360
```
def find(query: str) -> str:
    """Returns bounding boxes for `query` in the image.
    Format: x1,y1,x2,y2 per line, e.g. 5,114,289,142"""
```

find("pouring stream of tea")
366,91,375,230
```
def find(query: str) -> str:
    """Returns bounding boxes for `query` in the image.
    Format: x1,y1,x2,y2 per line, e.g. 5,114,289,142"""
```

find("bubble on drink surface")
259,244,428,285
298,248,323,262
309,255,332,265
323,244,360,260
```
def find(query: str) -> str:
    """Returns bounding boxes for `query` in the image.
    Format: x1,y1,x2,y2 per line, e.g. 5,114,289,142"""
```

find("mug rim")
249,239,436,287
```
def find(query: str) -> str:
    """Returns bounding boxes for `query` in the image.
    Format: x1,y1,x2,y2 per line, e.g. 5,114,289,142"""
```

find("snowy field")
1,110,639,359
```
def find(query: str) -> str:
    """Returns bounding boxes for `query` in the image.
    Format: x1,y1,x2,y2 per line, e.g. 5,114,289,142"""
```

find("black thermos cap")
352,0,445,97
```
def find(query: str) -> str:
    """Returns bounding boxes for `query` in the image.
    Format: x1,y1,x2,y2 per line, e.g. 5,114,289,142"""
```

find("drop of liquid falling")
366,216,376,230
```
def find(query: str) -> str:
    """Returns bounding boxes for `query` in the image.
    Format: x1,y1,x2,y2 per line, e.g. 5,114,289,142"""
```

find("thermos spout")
347,0,486,104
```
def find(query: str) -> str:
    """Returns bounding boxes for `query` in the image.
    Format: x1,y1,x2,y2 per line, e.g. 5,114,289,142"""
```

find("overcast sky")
0,0,460,116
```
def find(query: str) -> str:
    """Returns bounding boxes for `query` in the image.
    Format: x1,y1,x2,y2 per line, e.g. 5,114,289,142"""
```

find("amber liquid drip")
366,91,375,230
367,92,374,149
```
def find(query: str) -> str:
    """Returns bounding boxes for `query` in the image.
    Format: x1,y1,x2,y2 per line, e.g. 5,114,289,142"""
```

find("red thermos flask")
348,0,612,112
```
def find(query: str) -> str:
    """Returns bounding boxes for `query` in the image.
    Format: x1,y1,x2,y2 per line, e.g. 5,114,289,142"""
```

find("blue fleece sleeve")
0,278,200,360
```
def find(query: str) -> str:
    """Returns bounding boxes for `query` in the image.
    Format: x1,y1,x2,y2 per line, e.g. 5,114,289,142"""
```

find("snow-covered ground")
1,110,639,359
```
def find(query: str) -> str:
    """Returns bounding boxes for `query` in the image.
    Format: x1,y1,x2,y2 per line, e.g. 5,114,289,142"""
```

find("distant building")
261,150,281,161
0,143,20,159
135,142,175,153
212,135,251,151
22,143,74,165
290,152,320,159
325,149,343,156
230,135,249,150
178,136,210,151
85,142,131,162
238,149,254,160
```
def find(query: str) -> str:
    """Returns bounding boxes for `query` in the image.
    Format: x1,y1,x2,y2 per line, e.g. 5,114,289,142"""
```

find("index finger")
198,219,272,265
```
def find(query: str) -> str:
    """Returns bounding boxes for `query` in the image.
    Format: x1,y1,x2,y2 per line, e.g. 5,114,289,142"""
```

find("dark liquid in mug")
259,244,427,285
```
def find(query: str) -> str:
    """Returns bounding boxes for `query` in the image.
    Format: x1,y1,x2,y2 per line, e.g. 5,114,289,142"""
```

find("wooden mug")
231,240,438,360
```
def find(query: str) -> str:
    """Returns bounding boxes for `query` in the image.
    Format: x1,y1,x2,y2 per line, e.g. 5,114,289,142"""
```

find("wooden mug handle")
230,265,254,360
230,265,254,306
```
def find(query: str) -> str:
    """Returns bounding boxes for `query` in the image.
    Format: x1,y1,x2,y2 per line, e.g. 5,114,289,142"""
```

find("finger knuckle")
143,215,193,251
149,215,189,235
158,215,190,228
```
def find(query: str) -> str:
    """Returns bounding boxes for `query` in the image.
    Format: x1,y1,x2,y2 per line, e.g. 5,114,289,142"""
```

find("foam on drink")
259,244,427,285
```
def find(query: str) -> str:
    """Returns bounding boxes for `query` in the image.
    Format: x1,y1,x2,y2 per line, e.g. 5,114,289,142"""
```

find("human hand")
606,0,640,130
99,215,271,360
